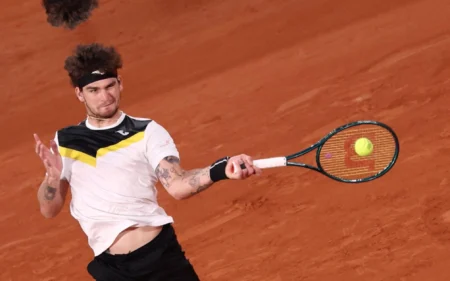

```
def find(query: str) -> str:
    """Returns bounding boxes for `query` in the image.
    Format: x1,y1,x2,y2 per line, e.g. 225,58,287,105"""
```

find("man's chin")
97,106,119,119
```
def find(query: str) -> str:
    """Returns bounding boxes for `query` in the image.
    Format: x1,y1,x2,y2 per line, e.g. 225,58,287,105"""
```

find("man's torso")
55,112,176,256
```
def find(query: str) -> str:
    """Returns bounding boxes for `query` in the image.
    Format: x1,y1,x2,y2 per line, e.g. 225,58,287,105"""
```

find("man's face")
76,77,123,119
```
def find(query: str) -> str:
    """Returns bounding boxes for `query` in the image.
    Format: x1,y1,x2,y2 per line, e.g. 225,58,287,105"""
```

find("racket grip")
253,157,286,169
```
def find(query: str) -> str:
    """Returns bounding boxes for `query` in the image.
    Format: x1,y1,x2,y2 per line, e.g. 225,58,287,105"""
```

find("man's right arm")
37,175,70,218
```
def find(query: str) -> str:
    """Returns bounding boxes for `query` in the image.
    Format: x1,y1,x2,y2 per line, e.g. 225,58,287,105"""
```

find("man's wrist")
209,156,230,182
46,175,62,187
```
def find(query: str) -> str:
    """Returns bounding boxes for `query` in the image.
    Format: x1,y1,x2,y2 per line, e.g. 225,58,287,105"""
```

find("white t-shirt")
53,111,178,256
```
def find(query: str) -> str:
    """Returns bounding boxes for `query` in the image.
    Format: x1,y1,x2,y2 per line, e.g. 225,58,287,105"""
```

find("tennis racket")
248,120,400,183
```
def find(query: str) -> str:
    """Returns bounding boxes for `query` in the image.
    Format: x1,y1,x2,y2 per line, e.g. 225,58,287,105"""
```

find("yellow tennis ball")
354,137,373,156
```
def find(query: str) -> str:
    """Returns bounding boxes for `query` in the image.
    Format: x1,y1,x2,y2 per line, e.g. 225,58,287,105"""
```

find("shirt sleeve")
145,121,180,172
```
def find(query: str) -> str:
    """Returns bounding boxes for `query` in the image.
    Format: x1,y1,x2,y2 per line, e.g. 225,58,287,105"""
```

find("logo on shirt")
116,130,130,136
160,139,172,147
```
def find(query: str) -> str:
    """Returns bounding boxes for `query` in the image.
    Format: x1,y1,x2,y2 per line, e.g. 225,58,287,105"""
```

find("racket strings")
318,125,397,180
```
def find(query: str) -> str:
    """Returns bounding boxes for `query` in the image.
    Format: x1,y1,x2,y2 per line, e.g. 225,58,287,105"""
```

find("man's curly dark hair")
42,0,99,29
64,43,123,87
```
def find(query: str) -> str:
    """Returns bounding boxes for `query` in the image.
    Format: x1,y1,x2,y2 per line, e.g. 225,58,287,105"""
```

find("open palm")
34,134,62,181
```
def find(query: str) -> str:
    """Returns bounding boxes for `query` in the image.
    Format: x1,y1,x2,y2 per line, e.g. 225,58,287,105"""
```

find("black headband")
76,70,118,88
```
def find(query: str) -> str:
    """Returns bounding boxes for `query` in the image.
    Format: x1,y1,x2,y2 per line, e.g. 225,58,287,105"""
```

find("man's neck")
86,110,123,129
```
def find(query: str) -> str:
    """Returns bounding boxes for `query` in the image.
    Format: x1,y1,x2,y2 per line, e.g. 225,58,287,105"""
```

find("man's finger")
50,140,60,155
232,161,244,178
239,155,255,176
242,158,255,175
241,168,249,179
232,162,239,174
243,163,254,175
235,159,245,173
39,146,47,160
35,142,41,155
44,159,52,168
243,155,253,163
33,133,41,143
43,159,50,171
38,144,48,160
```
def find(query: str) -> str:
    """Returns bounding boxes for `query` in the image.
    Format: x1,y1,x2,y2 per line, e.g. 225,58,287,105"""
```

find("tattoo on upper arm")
155,156,180,188
164,156,180,164
155,166,172,188
44,186,57,201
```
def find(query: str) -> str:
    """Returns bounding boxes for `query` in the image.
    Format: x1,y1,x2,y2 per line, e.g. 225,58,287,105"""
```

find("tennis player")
34,43,262,280
42,0,98,29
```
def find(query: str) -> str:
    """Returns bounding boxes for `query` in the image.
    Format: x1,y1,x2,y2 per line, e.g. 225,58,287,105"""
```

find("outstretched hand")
34,134,62,183
225,154,262,180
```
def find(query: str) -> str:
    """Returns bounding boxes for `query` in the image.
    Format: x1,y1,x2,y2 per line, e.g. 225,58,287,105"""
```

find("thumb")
225,160,234,178
229,161,242,178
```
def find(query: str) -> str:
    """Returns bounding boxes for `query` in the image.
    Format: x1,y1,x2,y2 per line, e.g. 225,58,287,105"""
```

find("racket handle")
253,157,287,169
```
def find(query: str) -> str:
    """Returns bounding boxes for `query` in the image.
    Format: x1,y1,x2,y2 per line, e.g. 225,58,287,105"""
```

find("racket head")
315,120,399,183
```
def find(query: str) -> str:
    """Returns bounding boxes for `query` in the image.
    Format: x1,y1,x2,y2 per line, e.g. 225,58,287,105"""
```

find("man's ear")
117,76,123,91
75,87,85,102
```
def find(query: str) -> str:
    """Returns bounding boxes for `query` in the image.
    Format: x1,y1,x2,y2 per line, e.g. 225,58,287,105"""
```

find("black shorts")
87,224,200,281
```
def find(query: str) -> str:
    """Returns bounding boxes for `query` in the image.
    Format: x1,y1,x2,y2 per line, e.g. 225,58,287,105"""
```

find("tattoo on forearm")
188,169,212,195
44,186,57,201
155,156,212,195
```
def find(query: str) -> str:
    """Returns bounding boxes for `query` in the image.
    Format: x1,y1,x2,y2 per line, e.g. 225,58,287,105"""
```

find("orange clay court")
1,0,450,280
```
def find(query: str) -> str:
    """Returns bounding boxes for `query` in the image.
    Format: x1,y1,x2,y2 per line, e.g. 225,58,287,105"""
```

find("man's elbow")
166,185,190,200
40,210,58,219
164,180,192,200
170,191,189,200
40,205,62,219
